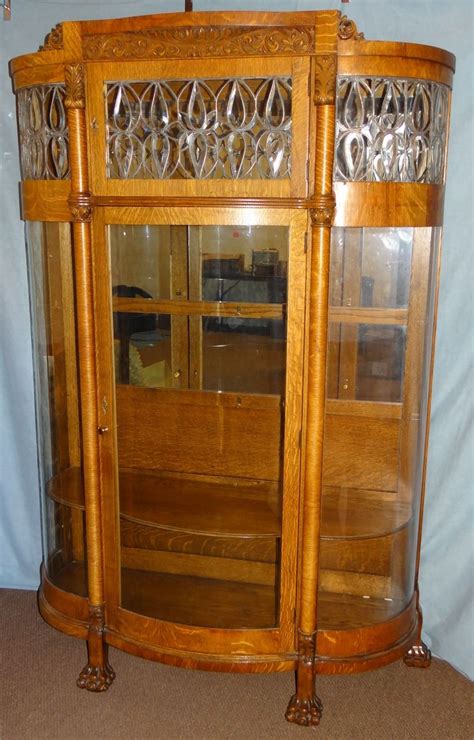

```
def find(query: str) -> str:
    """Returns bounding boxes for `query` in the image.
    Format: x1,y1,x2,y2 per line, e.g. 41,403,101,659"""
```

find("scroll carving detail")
39,23,64,52
83,25,314,61
338,15,365,41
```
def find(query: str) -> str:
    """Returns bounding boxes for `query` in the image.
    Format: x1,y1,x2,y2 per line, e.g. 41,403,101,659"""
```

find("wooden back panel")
116,385,282,481
322,412,400,492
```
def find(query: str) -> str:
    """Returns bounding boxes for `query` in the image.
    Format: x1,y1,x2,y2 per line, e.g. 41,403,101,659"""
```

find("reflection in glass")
113,310,173,388
109,225,175,299
191,225,288,304
202,317,286,394
328,323,406,402
329,228,413,309
321,227,442,630
109,223,290,629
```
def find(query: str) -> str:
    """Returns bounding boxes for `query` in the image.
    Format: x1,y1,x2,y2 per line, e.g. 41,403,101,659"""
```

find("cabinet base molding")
38,569,426,677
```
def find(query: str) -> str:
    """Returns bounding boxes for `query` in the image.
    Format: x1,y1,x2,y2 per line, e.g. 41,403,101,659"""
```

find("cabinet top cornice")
9,9,455,80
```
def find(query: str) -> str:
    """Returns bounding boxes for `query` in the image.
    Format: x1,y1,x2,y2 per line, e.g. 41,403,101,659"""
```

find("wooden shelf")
48,562,406,633
321,487,411,539
120,469,280,537
317,591,404,631
47,468,412,542
121,568,278,629
46,468,84,511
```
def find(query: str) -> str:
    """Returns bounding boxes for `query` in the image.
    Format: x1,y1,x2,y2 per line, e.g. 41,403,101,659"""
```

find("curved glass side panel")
106,78,292,180
334,77,449,183
320,227,441,630
27,222,86,596
17,86,70,180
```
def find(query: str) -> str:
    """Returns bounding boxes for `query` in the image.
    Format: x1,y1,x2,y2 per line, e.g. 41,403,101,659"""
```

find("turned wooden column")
285,12,338,727
64,62,115,691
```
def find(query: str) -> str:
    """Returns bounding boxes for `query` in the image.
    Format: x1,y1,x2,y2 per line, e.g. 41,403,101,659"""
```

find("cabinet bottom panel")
121,567,278,629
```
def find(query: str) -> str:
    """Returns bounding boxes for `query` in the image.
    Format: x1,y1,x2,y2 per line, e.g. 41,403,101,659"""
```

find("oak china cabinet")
10,8,455,726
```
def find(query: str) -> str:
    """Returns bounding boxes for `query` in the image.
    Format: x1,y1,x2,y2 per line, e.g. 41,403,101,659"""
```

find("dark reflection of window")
356,325,406,402
202,317,286,395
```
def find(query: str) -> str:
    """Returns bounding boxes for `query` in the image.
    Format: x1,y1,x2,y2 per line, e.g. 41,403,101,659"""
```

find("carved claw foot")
285,694,323,726
77,662,115,692
403,642,432,668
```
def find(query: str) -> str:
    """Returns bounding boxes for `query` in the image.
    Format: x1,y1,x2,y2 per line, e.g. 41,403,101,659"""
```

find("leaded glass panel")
334,77,449,183
106,77,292,180
17,85,69,180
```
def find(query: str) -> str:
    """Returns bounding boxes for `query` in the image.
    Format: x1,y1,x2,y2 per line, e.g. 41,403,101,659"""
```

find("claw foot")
77,662,115,692
285,694,323,726
404,642,431,668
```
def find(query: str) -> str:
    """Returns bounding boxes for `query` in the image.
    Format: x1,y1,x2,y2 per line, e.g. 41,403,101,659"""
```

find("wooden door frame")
92,205,308,659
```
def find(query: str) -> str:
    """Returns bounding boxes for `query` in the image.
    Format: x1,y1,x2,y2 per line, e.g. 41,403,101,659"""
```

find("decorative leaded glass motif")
334,77,449,183
17,85,69,180
106,78,292,180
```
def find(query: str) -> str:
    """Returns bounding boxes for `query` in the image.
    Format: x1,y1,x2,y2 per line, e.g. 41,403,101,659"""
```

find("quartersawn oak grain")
9,5,454,727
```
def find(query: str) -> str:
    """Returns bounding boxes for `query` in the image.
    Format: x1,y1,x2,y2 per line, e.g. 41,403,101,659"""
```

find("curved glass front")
319,226,441,630
26,222,87,596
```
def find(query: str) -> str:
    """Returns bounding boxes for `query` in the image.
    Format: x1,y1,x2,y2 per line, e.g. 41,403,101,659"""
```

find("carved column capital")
314,55,337,106
309,195,336,227
65,63,86,109
68,192,93,222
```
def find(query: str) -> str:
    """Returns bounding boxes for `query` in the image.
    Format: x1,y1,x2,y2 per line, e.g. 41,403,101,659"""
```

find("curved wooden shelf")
47,467,84,510
47,466,280,538
47,468,412,542
317,590,405,631
321,487,412,539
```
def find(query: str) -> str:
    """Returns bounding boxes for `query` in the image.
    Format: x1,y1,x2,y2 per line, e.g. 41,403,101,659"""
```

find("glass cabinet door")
104,216,304,631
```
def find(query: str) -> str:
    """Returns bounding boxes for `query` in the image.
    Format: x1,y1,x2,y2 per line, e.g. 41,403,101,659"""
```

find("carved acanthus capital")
310,195,336,227
65,64,86,109
314,55,337,106
68,192,93,223
39,24,63,52
338,15,365,41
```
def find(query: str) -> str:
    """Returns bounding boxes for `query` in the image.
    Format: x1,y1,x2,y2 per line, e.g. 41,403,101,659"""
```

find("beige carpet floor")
0,588,472,740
